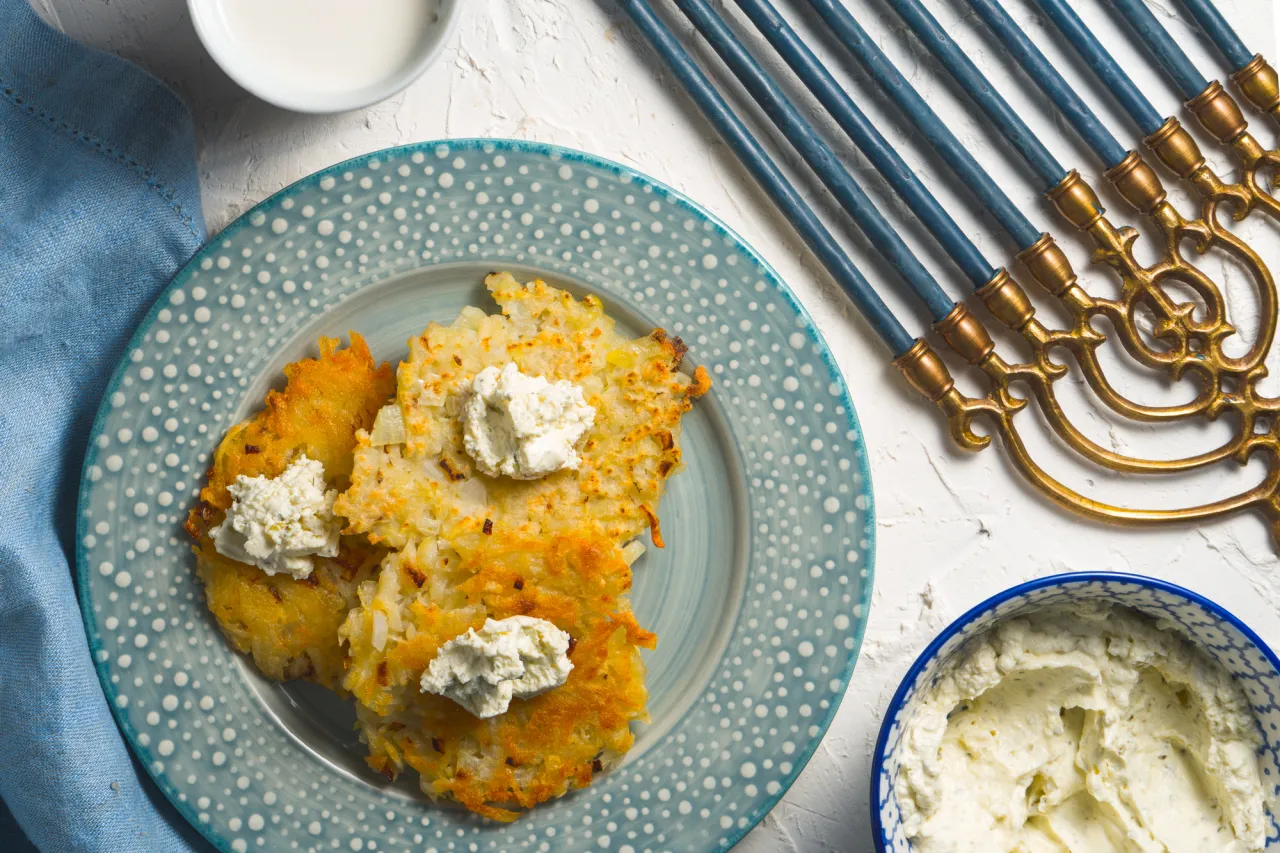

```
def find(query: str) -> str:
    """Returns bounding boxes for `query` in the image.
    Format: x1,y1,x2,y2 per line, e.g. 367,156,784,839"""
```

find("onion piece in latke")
335,272,709,551
340,530,655,821
185,334,395,689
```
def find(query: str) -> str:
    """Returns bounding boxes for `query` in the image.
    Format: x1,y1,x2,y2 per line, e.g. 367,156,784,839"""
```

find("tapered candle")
800,0,1043,251
1029,0,1164,137
672,0,958,322
1177,0,1255,72
732,0,997,291
876,0,1068,191
616,0,915,355
964,0,1129,169
1108,0,1210,101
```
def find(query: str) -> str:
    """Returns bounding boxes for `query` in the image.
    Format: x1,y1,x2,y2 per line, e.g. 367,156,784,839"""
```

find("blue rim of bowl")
869,570,1280,852
75,137,879,853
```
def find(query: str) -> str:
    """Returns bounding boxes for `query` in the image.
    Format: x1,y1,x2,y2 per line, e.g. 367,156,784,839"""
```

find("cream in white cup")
189,0,461,113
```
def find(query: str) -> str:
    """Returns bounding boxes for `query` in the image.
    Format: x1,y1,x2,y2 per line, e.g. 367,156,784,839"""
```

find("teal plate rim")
76,137,877,853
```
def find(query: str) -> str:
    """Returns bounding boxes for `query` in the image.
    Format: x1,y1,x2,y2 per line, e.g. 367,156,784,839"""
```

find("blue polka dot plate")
873,572,1280,852
76,139,875,853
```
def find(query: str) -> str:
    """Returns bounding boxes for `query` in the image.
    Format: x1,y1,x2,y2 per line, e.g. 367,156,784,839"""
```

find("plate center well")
234,262,750,790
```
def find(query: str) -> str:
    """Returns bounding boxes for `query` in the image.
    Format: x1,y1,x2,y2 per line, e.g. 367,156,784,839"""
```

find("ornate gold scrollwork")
1001,161,1275,430
895,148,1280,541
888,66,1280,547
965,281,1246,474
1185,81,1280,211
897,327,1280,548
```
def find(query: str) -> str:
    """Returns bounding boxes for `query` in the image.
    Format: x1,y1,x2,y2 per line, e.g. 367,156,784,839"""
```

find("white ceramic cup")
188,0,462,114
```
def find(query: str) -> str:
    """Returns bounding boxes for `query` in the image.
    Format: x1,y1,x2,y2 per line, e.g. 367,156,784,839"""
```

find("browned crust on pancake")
185,334,396,689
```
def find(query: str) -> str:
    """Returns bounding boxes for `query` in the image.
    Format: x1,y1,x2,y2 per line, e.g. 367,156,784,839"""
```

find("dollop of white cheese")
461,363,596,480
420,615,573,719
897,601,1267,853
210,455,342,579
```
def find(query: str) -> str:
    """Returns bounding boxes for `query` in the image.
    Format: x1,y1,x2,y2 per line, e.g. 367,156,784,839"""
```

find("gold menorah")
625,0,1280,547
882,0,1280,546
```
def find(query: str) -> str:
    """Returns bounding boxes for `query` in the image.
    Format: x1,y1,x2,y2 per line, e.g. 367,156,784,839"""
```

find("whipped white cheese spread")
461,363,595,480
210,455,342,579
898,602,1266,853
420,615,573,719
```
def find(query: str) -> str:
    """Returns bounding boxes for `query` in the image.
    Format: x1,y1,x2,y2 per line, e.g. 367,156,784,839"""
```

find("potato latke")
335,273,710,550
186,334,395,689
341,530,655,821
190,275,709,820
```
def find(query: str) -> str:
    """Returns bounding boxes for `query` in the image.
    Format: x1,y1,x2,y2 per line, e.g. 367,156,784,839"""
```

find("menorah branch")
1231,54,1280,124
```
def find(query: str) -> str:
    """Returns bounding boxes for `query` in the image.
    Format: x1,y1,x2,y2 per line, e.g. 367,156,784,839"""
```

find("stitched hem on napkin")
0,0,205,240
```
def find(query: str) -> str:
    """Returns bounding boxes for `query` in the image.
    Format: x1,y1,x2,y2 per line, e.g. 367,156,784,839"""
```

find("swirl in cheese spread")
897,602,1267,853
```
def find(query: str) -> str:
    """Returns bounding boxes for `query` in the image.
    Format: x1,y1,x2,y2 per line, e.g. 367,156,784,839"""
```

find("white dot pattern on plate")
874,577,1280,852
77,140,875,853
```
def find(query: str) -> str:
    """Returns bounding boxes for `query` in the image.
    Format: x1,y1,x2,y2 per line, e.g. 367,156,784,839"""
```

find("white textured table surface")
40,0,1280,849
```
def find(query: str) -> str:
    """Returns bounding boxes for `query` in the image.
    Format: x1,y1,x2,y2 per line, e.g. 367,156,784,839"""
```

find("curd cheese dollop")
210,455,342,579
420,615,573,719
461,363,595,480
898,602,1267,853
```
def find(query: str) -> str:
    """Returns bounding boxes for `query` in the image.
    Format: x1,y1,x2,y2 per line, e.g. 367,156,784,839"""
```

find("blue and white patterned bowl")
872,572,1280,852
76,139,876,853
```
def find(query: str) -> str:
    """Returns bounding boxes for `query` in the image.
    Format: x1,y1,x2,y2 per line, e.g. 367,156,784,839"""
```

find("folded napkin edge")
0,0,206,240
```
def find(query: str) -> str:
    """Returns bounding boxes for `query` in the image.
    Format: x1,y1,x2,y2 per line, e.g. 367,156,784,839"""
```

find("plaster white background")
34,0,1280,849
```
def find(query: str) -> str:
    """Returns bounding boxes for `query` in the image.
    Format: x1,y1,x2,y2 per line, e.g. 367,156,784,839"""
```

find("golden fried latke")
335,273,710,551
186,334,395,689
340,530,656,821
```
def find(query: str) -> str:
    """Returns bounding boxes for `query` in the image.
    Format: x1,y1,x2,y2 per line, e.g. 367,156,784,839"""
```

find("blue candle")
800,0,1043,251
1108,0,1210,100
964,0,1129,169
672,0,958,322
877,0,1069,191
615,0,916,356
1176,0,1255,72
732,0,996,291
1029,0,1165,137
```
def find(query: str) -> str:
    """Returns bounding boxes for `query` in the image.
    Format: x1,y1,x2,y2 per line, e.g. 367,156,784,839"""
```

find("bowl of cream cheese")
873,573,1280,853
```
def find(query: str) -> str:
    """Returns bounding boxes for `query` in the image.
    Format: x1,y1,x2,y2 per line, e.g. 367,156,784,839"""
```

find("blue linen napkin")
0,0,212,849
